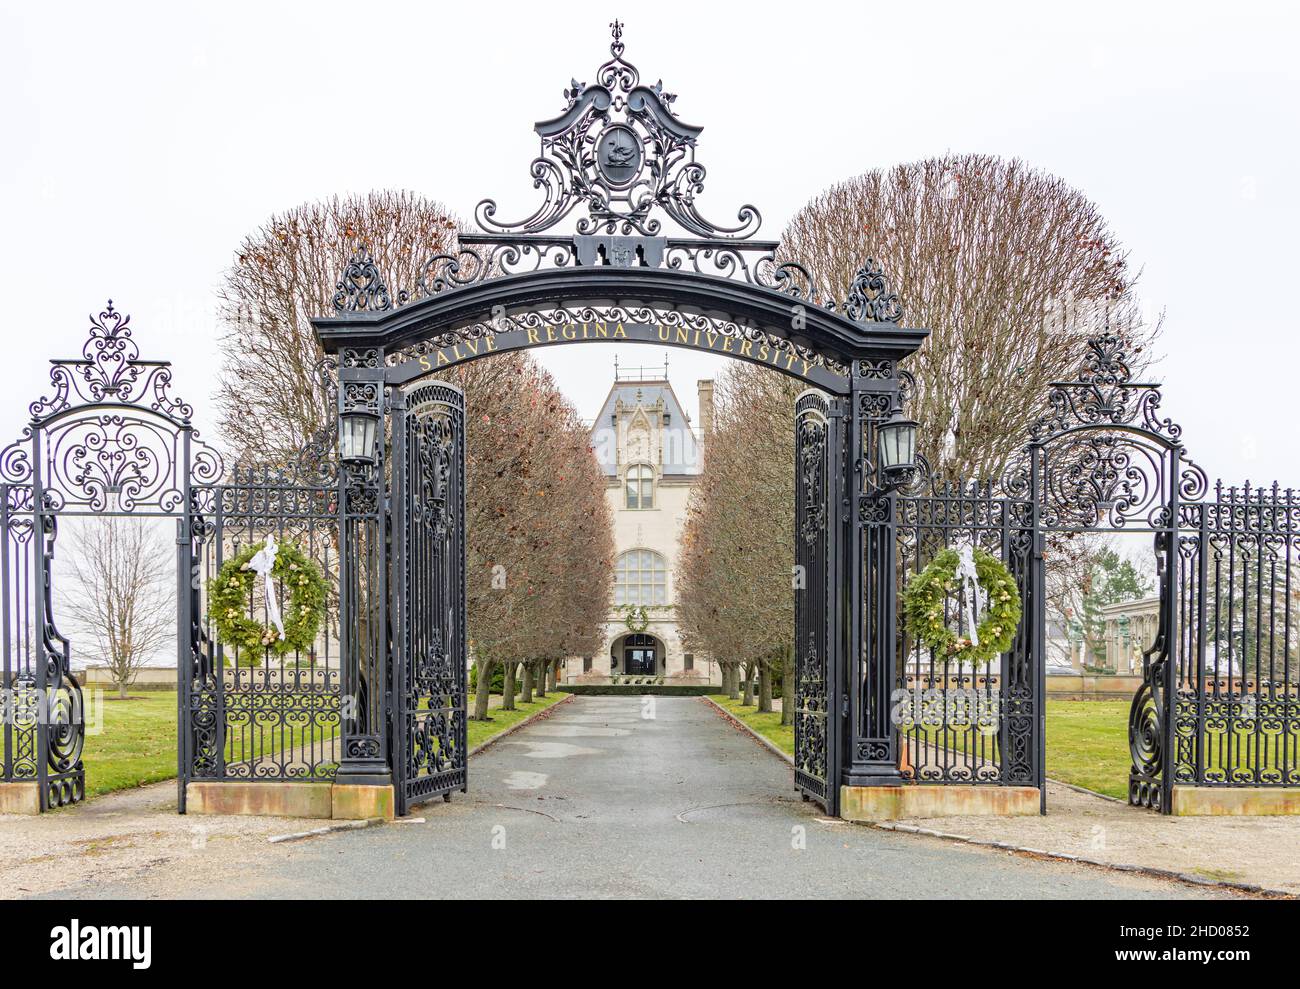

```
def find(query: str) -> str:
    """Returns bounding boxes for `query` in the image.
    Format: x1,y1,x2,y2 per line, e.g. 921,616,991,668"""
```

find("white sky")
2,0,1297,483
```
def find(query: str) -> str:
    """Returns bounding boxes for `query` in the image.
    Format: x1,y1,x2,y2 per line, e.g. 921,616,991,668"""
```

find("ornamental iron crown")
475,20,760,240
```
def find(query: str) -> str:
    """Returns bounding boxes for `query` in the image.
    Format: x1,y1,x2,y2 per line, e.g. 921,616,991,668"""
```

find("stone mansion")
560,362,717,685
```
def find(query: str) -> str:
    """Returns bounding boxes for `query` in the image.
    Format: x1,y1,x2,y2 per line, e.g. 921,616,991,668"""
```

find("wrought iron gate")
0,302,222,811
892,482,1040,790
389,382,468,816
793,391,844,814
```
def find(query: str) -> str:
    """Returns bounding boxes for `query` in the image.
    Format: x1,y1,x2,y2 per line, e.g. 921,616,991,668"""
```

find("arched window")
614,549,667,605
625,464,654,509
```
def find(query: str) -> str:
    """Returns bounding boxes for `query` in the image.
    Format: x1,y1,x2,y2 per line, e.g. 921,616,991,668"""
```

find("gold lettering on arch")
401,314,829,383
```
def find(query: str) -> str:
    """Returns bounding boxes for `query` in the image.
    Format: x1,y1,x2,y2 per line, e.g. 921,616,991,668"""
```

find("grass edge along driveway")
77,691,566,800
712,693,1135,800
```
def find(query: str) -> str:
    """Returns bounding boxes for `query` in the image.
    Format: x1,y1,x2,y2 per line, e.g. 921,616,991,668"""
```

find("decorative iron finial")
843,259,903,324
332,244,393,314
475,24,760,239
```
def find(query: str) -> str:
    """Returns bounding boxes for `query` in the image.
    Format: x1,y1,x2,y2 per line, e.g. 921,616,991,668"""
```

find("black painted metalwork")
0,301,222,811
793,391,845,813
183,432,343,793
892,481,1039,787
389,382,468,815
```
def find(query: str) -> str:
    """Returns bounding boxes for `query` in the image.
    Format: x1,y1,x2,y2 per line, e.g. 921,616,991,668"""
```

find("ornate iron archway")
313,24,930,815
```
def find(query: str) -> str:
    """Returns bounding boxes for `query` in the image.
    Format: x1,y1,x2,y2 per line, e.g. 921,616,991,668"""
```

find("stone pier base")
1170,786,1300,816
0,782,41,815
330,784,395,821
840,784,1040,821
186,782,395,821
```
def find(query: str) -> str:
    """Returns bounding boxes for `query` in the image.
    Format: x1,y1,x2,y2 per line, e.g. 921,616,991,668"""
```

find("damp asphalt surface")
54,696,1227,899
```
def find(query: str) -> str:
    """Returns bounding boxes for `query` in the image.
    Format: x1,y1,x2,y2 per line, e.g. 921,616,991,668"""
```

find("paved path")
34,697,1230,899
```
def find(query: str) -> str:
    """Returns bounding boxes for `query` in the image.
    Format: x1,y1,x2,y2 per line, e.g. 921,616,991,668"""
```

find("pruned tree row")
215,192,613,721
677,364,801,725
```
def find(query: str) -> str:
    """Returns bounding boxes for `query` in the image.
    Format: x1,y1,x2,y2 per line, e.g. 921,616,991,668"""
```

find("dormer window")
625,464,654,509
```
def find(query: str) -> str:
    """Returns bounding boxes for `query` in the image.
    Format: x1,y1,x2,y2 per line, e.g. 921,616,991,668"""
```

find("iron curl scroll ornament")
474,20,760,240
1016,331,1207,529
0,301,223,513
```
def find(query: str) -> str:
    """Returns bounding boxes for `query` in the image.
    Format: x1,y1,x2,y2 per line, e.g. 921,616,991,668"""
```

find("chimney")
697,379,715,436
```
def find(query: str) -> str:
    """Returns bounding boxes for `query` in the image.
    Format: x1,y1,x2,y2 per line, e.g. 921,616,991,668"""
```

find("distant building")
561,361,717,684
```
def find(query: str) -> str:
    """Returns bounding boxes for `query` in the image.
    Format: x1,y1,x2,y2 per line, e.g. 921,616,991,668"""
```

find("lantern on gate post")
876,409,918,488
339,409,380,466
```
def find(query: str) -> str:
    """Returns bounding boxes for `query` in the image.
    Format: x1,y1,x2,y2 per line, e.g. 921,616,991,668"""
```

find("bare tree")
63,518,174,699
782,154,1159,482
216,190,459,465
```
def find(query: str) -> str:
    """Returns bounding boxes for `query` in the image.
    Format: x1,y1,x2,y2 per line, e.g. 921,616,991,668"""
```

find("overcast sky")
2,1,1296,484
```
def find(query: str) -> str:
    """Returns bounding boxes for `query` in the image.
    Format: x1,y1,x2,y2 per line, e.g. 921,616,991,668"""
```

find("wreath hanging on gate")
208,539,328,658
902,546,1021,666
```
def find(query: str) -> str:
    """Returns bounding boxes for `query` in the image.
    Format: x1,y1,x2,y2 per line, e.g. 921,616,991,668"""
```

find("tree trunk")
741,663,754,706
547,659,558,692
118,679,129,701
520,662,534,705
758,663,773,713
780,645,795,727
726,663,740,700
501,661,517,711
473,657,495,721
534,660,547,698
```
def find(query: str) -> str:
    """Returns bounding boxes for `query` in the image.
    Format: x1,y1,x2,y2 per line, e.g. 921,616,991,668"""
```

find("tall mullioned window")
614,549,667,605
625,464,654,509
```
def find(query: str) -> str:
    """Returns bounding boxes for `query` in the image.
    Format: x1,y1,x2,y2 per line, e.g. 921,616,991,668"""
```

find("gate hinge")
842,693,850,718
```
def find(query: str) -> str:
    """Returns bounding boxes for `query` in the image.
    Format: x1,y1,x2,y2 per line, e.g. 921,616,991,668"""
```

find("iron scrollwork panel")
38,513,85,809
392,383,468,815
793,391,839,811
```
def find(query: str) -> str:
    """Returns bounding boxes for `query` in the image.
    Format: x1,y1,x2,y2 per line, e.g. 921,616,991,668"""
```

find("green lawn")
1045,700,1130,799
708,694,794,756
84,693,180,799
467,693,566,750
710,693,1134,798
77,690,566,799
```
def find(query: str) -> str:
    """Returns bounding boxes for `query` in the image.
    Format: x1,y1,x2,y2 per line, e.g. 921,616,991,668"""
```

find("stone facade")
561,365,718,685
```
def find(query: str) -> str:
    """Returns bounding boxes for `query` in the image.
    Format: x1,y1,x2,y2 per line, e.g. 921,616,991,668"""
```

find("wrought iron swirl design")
1023,331,1207,530
474,22,760,240
0,302,224,512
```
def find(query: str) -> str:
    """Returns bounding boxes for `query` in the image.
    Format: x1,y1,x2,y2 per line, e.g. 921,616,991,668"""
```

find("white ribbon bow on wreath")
955,544,988,648
248,536,286,642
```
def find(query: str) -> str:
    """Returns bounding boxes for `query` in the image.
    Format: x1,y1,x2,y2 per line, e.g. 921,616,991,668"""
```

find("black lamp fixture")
876,409,918,482
339,409,380,465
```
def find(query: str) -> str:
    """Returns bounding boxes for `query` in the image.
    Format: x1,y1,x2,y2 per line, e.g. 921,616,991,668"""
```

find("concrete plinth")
331,784,395,821
185,781,396,821
1170,786,1300,816
186,781,333,818
840,784,1040,821
0,782,41,815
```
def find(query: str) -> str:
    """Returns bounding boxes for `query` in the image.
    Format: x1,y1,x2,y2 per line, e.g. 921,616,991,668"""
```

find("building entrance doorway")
623,634,659,676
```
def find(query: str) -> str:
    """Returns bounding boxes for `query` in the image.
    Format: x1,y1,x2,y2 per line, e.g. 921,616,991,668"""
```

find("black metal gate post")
334,356,392,788
845,364,905,787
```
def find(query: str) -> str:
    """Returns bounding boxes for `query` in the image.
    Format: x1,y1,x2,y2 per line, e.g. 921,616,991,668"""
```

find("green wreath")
621,604,650,634
902,547,1021,665
208,540,328,659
